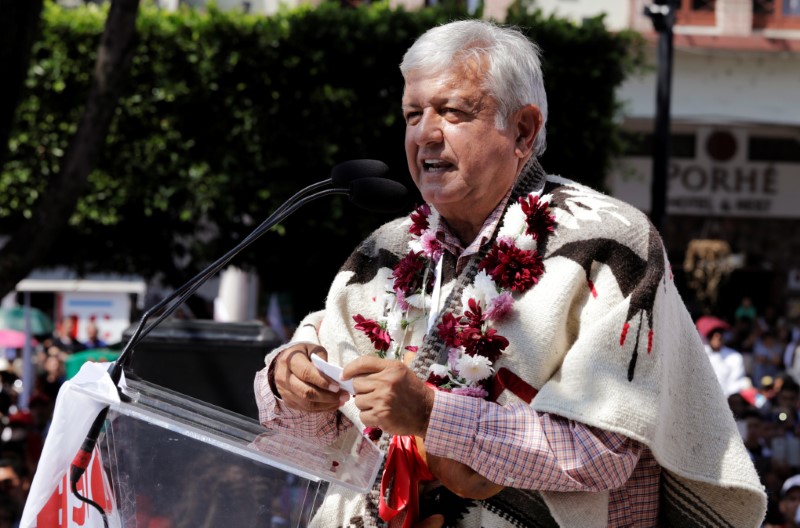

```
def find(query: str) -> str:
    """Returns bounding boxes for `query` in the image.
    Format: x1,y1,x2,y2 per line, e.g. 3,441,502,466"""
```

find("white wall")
529,0,631,31
619,46,800,126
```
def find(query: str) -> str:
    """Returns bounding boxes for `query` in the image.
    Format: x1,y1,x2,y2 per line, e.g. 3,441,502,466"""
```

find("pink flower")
448,348,460,371
486,291,514,321
420,230,443,260
479,240,544,293
353,314,392,353
519,195,556,240
452,386,489,399
409,204,431,236
395,289,410,311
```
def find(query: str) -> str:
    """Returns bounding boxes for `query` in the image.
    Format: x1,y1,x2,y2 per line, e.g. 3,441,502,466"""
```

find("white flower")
461,285,477,312
456,354,494,383
380,273,396,311
428,363,450,377
473,270,499,303
540,193,553,206
515,233,537,252
384,311,404,344
461,270,499,309
404,315,424,333
497,202,526,240
427,207,441,232
408,238,423,253
405,293,430,310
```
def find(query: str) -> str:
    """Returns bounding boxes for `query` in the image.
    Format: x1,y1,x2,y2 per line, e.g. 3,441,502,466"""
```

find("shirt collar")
436,187,514,274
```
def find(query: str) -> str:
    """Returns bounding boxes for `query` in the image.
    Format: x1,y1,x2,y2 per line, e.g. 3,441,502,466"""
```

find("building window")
748,137,800,163
622,132,697,159
754,0,800,29
676,0,717,26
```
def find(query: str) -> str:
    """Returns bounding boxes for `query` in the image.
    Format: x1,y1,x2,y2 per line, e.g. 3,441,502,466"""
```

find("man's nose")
415,110,444,145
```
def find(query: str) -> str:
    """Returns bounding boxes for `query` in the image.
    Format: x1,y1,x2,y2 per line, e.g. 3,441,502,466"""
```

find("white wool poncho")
263,168,766,527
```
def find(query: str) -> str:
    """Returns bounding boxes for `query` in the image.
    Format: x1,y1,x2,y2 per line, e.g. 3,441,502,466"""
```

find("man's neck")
444,218,482,247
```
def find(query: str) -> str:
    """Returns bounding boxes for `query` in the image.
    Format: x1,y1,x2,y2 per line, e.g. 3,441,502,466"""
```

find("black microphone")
331,159,390,188
115,159,393,368
348,177,409,213
70,160,403,494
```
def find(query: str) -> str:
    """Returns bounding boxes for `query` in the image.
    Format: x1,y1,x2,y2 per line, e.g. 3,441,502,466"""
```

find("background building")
521,1,800,319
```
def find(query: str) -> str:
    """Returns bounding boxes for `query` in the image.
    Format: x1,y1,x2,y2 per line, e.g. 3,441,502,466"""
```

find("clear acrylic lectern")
76,375,383,528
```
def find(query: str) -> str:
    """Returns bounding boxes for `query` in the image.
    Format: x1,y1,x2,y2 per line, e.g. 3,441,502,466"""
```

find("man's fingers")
288,373,340,403
309,345,328,362
288,349,340,392
283,374,344,412
341,355,390,380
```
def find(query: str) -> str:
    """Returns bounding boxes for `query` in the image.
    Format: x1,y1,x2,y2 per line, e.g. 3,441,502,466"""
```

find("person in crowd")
0,457,26,527
736,296,758,322
255,20,765,527
767,474,800,528
36,352,64,403
82,321,108,349
51,316,85,355
787,338,800,386
705,326,751,397
756,330,786,388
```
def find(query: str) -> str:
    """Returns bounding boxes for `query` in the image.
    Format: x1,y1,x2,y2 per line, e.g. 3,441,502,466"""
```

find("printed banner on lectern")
33,448,119,528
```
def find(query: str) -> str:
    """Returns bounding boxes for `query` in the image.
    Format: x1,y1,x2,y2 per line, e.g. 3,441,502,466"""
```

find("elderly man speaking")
255,20,765,528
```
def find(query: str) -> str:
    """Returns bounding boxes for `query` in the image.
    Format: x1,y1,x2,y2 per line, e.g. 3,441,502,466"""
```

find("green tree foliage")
0,2,641,317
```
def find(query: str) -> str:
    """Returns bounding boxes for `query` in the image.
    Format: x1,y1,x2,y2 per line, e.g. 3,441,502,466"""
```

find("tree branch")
0,0,44,168
0,0,141,298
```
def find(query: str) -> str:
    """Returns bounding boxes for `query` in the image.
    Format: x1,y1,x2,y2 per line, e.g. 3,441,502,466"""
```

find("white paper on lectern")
21,362,121,528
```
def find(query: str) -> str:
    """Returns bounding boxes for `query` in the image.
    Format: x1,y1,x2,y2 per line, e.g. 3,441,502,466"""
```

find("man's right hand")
273,344,348,413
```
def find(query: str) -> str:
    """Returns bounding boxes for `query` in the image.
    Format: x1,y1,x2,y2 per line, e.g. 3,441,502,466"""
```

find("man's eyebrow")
402,95,477,110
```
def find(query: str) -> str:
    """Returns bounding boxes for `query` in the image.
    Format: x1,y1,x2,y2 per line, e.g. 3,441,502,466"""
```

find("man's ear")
513,104,543,160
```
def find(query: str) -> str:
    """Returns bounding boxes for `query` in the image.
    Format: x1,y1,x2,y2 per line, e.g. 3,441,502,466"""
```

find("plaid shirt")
432,193,661,526
256,191,661,526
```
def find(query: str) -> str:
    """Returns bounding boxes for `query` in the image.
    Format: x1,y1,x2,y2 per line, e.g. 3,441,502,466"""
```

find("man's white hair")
400,19,548,158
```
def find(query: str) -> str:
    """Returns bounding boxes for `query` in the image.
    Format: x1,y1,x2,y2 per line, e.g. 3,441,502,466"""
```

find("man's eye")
404,111,421,123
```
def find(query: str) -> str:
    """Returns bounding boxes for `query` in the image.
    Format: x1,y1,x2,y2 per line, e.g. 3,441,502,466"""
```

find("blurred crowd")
4,300,800,525
700,297,800,527
0,317,112,527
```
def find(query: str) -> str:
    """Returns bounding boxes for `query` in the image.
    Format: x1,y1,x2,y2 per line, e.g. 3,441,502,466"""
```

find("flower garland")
353,191,556,401
354,192,556,528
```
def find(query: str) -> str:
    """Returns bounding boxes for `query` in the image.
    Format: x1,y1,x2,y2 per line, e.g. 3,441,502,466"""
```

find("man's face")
781,488,800,526
402,65,531,230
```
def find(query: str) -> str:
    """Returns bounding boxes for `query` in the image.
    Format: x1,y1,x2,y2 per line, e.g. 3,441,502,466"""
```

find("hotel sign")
609,128,800,218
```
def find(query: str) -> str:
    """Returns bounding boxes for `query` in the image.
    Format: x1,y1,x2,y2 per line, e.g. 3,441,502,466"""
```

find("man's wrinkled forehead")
401,67,490,113
403,51,488,86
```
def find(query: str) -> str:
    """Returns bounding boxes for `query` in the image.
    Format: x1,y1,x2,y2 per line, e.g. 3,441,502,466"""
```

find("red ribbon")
378,435,434,528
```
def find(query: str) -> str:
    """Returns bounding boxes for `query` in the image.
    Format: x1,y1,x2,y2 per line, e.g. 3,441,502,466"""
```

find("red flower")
426,372,450,387
437,312,462,348
479,240,544,292
460,326,509,363
392,251,426,296
363,427,383,442
353,314,391,353
463,298,485,327
520,195,556,240
409,204,431,236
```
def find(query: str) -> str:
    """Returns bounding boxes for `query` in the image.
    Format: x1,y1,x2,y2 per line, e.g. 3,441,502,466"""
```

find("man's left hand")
342,356,434,437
